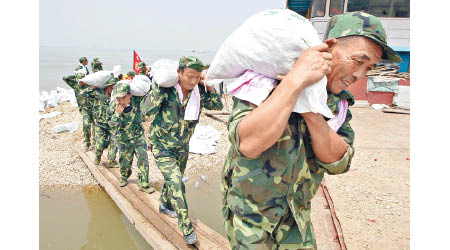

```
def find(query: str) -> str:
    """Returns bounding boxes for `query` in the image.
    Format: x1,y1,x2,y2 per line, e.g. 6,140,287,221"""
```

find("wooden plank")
76,148,177,250
382,108,410,114
106,161,230,249
79,148,230,250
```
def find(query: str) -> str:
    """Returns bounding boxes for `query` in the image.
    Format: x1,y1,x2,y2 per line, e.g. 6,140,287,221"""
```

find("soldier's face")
178,68,202,91
117,94,131,107
326,37,382,95
82,60,88,66
127,75,134,80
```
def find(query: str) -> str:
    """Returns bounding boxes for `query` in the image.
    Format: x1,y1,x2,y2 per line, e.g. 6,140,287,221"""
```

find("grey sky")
40,0,286,51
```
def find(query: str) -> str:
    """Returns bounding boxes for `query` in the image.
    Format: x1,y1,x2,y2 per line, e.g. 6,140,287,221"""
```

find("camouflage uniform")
108,83,151,189
62,73,94,149
141,56,223,236
107,98,119,163
74,57,96,149
221,12,401,249
80,77,117,164
91,57,103,73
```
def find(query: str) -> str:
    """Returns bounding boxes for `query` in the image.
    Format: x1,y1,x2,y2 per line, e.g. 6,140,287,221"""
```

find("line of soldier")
61,11,401,249
63,56,222,245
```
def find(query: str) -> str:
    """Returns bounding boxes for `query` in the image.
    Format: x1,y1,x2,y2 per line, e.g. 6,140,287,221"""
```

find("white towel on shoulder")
174,83,201,121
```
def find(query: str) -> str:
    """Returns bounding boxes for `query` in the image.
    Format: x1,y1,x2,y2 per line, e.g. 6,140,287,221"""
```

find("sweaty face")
117,93,131,107
326,37,382,95
178,68,202,91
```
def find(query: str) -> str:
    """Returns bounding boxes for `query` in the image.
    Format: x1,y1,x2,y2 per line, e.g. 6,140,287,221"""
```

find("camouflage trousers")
80,108,95,147
222,173,317,249
94,124,118,162
117,134,150,188
107,131,118,162
151,146,193,236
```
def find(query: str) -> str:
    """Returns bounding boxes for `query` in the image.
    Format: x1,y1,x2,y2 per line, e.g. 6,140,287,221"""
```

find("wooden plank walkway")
76,148,230,250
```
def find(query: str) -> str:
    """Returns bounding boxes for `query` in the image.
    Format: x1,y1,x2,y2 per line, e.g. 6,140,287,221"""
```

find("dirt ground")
39,98,409,249
325,107,410,249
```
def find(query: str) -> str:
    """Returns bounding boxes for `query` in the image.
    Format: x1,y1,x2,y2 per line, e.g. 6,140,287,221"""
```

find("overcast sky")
40,0,286,51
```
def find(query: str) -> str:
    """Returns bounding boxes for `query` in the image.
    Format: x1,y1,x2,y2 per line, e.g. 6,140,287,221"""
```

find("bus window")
311,0,326,17
347,0,410,18
329,0,345,16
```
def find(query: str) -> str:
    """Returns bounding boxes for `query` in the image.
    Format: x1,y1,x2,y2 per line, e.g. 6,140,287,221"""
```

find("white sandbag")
46,91,58,108
206,9,333,118
39,100,45,112
151,59,179,88
112,65,121,78
189,125,221,155
129,75,151,96
39,111,62,121
79,70,113,88
52,122,78,133
205,79,223,87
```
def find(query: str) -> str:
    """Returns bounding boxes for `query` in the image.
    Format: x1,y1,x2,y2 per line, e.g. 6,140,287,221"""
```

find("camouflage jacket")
222,90,355,235
108,96,145,144
141,82,223,154
91,61,103,73
62,75,92,110
80,87,112,128
75,64,89,79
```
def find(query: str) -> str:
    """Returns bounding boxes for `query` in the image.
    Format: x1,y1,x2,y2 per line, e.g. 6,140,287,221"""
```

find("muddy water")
40,167,227,249
40,186,153,250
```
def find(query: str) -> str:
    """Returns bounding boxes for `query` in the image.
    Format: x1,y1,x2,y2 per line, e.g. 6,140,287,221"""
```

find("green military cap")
93,57,100,62
105,76,117,87
79,57,88,63
324,11,401,63
178,56,209,71
138,62,146,68
127,71,136,76
113,83,130,98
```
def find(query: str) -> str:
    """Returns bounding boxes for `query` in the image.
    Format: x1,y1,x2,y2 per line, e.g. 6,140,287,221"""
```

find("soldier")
221,12,401,249
75,57,89,76
138,62,152,80
64,57,95,151
108,83,155,194
80,76,117,166
126,71,136,80
141,56,223,245
91,57,103,73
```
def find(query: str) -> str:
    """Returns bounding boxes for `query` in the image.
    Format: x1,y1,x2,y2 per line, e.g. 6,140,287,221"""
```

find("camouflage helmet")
79,57,88,63
93,57,100,62
105,76,117,87
127,71,136,76
324,11,401,63
113,83,130,98
179,56,209,71
138,62,146,69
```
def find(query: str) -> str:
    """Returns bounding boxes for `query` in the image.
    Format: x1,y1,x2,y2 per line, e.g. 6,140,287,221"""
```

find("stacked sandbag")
151,59,179,88
206,9,333,118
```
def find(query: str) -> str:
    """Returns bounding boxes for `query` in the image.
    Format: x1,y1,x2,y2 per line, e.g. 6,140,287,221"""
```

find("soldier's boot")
139,185,155,194
184,231,198,245
159,203,177,218
106,160,118,168
119,178,128,187
120,169,132,187
94,156,101,165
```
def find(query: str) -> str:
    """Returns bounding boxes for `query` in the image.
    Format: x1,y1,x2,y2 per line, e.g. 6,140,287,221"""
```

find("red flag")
133,50,142,74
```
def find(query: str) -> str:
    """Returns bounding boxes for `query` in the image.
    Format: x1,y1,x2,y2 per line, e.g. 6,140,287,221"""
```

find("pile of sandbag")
118,75,152,97
39,87,78,112
151,59,179,88
206,9,333,118
189,125,221,155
